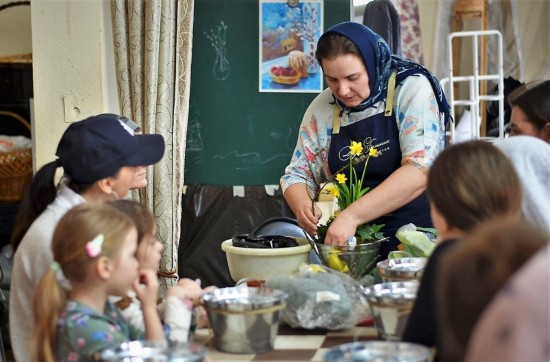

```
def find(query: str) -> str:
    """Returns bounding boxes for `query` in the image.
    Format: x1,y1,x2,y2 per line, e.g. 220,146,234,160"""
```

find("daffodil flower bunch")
325,141,380,212
317,141,385,243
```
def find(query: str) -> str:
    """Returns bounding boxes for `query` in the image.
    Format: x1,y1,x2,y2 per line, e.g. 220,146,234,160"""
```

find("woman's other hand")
323,209,359,245
283,184,322,236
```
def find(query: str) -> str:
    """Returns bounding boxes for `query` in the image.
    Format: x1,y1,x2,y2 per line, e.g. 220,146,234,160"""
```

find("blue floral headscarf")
319,22,452,127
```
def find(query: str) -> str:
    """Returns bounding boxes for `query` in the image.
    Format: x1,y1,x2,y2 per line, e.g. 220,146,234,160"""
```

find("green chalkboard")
184,0,350,185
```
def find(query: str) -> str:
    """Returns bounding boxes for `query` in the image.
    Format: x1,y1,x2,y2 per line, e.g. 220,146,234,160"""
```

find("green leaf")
416,226,438,237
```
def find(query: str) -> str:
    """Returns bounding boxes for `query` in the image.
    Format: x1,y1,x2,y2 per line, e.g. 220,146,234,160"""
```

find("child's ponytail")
32,265,67,362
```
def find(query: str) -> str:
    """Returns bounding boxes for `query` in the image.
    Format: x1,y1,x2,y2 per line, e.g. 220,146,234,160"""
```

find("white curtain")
111,0,194,294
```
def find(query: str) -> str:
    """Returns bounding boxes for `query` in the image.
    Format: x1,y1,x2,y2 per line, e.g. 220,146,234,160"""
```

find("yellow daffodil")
327,250,349,273
316,139,385,263
335,173,347,184
349,141,363,156
369,146,378,157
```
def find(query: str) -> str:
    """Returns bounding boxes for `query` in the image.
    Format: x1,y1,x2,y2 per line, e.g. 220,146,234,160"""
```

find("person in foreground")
463,242,549,362
401,140,522,357
32,203,164,361
280,22,451,257
109,199,212,343
437,218,548,362
507,79,549,142
9,114,165,361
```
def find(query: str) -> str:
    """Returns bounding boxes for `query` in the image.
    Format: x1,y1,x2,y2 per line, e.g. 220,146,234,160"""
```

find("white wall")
0,1,32,55
0,0,119,170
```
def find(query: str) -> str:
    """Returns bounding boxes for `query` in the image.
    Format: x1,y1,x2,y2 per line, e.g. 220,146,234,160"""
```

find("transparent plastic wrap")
265,264,370,330
394,223,437,258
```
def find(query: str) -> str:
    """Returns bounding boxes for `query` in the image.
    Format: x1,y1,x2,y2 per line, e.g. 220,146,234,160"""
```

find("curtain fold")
111,0,194,294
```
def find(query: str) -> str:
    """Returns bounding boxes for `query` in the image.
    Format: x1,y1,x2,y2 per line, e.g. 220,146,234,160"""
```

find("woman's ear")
96,256,113,280
96,178,113,194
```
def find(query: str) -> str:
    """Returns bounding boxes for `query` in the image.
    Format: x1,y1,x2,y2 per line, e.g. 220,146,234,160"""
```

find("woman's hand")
323,209,360,245
324,165,427,245
283,184,322,236
296,202,322,237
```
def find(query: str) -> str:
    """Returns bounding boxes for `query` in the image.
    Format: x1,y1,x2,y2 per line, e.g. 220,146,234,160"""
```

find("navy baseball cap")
56,114,165,184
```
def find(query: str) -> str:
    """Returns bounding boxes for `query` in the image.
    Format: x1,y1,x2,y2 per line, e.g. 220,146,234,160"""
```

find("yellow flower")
369,146,380,157
327,250,349,273
326,184,340,198
335,173,347,184
349,141,363,156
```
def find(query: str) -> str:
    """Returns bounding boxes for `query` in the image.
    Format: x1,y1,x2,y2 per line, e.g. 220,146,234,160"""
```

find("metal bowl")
323,341,431,362
317,238,388,284
377,257,428,283
200,286,287,354
98,340,206,361
362,281,419,341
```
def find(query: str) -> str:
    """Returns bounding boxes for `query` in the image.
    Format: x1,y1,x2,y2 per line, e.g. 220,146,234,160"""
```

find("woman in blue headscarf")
281,22,451,257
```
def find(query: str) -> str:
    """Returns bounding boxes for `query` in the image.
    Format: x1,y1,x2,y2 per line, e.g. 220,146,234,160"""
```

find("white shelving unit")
446,30,505,143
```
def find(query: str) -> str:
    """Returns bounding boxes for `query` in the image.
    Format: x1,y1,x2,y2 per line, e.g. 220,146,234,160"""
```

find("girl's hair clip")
50,261,61,272
86,234,105,258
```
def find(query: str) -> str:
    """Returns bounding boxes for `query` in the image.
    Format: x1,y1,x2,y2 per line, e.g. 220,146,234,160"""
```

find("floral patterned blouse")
280,74,445,195
56,300,144,361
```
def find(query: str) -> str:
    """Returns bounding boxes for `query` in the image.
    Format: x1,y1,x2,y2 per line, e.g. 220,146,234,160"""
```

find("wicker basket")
0,111,32,202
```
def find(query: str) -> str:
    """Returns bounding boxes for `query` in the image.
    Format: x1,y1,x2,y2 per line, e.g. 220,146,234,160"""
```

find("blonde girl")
32,203,163,362
109,199,206,343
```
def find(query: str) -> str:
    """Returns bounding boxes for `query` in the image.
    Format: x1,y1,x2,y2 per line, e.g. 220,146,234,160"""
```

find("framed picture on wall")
259,0,324,93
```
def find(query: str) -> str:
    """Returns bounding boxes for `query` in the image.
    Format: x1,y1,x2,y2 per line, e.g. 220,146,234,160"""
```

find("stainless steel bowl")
377,257,428,283
98,340,206,361
200,286,287,354
362,281,419,341
317,238,388,284
323,341,431,362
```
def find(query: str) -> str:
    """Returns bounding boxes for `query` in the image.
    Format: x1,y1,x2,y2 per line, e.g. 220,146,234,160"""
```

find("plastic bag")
0,135,31,152
394,223,437,258
265,264,370,330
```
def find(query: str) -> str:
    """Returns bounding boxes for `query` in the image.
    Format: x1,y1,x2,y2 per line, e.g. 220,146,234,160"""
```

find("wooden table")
194,323,380,362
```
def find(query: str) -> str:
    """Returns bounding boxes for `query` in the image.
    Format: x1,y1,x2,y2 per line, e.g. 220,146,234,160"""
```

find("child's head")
508,80,550,142
51,202,138,288
437,217,548,362
109,199,163,271
101,114,149,190
56,113,165,197
11,114,165,252
32,202,139,361
427,140,522,235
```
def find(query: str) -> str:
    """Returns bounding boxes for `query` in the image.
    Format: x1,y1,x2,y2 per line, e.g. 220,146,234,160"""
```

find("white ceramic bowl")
221,237,311,282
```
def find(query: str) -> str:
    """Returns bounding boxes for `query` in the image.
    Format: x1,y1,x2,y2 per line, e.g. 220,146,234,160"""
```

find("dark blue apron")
327,107,433,259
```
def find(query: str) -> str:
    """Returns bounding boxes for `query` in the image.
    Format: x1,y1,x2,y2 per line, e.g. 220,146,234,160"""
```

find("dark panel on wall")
185,0,350,185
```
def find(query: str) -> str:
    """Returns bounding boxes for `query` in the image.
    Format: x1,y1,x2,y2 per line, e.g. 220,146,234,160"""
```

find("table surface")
194,323,380,362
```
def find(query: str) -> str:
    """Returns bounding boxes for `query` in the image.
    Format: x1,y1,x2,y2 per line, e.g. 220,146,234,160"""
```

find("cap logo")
118,119,135,136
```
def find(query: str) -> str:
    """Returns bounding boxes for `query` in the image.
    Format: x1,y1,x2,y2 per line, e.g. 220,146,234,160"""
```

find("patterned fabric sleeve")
280,90,334,195
56,301,144,361
394,74,445,174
